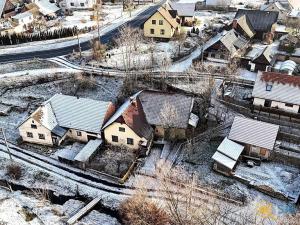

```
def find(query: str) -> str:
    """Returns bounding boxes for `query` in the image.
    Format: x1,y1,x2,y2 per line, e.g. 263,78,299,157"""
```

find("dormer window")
266,84,272,91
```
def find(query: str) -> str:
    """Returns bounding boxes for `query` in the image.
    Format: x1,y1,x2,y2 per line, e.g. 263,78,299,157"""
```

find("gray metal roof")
228,116,279,150
235,9,279,32
139,90,194,129
46,94,112,134
252,72,300,105
74,139,102,162
212,151,237,170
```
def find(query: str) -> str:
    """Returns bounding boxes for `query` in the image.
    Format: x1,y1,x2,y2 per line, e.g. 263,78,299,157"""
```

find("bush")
119,195,171,225
6,163,22,180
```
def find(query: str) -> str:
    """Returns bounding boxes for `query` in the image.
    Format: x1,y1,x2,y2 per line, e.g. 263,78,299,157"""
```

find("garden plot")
235,163,300,202
174,137,298,214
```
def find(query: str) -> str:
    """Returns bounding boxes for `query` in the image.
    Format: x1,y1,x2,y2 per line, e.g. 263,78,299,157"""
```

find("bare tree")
93,0,102,39
91,39,106,61
173,32,187,57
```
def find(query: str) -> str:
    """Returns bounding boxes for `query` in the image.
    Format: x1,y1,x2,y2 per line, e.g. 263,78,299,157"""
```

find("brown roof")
120,98,153,139
261,72,300,88
157,7,179,29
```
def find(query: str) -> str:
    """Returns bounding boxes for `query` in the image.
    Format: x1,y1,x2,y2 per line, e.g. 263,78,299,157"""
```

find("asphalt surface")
0,3,162,63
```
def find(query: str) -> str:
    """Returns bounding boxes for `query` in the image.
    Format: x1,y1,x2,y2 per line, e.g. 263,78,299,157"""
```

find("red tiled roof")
261,72,300,87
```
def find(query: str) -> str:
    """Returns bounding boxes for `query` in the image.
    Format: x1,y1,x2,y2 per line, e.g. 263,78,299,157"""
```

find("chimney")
232,19,238,29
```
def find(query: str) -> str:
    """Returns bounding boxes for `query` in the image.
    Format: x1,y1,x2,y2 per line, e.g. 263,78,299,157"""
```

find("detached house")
252,71,300,114
233,9,279,43
212,116,279,175
0,0,17,18
203,29,249,63
143,6,180,39
103,92,153,150
261,1,288,21
19,94,115,146
241,45,275,72
139,90,198,140
168,2,195,26
228,116,279,159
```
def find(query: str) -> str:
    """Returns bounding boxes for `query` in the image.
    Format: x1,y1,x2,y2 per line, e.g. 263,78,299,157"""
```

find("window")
159,20,163,25
119,127,125,132
150,29,154,34
31,124,37,129
38,133,45,140
285,103,293,107
27,132,33,138
220,54,225,59
80,2,84,6
77,131,82,136
211,53,215,58
266,84,272,91
127,138,134,145
264,100,272,107
70,2,74,6
152,20,156,25
112,135,118,142
160,29,165,35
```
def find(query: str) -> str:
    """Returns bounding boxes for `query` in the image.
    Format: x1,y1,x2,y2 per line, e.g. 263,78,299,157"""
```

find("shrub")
6,163,22,180
119,195,171,225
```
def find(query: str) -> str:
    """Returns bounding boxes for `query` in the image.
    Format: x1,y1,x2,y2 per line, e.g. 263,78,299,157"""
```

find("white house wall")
253,97,300,113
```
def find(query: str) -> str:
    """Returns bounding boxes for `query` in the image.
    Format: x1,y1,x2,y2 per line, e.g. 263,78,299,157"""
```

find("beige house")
228,116,279,160
19,94,115,146
103,92,153,150
252,71,300,114
143,6,180,39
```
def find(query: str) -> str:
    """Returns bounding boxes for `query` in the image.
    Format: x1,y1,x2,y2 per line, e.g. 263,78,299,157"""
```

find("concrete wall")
104,122,147,149
19,118,54,146
144,11,178,39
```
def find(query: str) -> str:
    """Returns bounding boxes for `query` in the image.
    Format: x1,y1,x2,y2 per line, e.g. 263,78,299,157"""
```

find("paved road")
0,3,162,63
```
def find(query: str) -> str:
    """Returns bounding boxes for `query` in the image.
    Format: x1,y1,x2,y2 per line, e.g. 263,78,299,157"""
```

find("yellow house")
102,92,153,150
143,6,180,39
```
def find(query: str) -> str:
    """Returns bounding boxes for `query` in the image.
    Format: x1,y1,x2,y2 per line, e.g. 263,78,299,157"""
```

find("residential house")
228,116,279,159
0,0,17,18
241,45,275,72
31,0,60,17
12,11,34,30
168,2,195,26
203,29,249,63
261,1,288,21
61,0,96,11
212,137,244,176
233,9,279,43
19,94,115,146
102,92,153,150
269,0,300,10
252,71,300,114
139,90,198,140
143,6,180,39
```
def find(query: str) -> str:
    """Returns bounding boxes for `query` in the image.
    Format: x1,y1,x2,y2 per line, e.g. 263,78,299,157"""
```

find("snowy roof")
157,6,179,28
288,9,300,17
244,45,274,64
280,60,297,73
33,102,58,131
206,0,231,6
212,151,237,170
217,137,244,161
252,71,300,105
188,112,199,127
34,0,59,15
229,116,279,150
0,0,6,16
74,139,102,162
204,30,248,54
44,94,112,134
12,11,33,20
261,2,287,12
169,2,195,17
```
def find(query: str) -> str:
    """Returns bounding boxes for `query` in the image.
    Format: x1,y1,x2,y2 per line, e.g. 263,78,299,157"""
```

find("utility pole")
76,26,81,58
0,128,13,161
